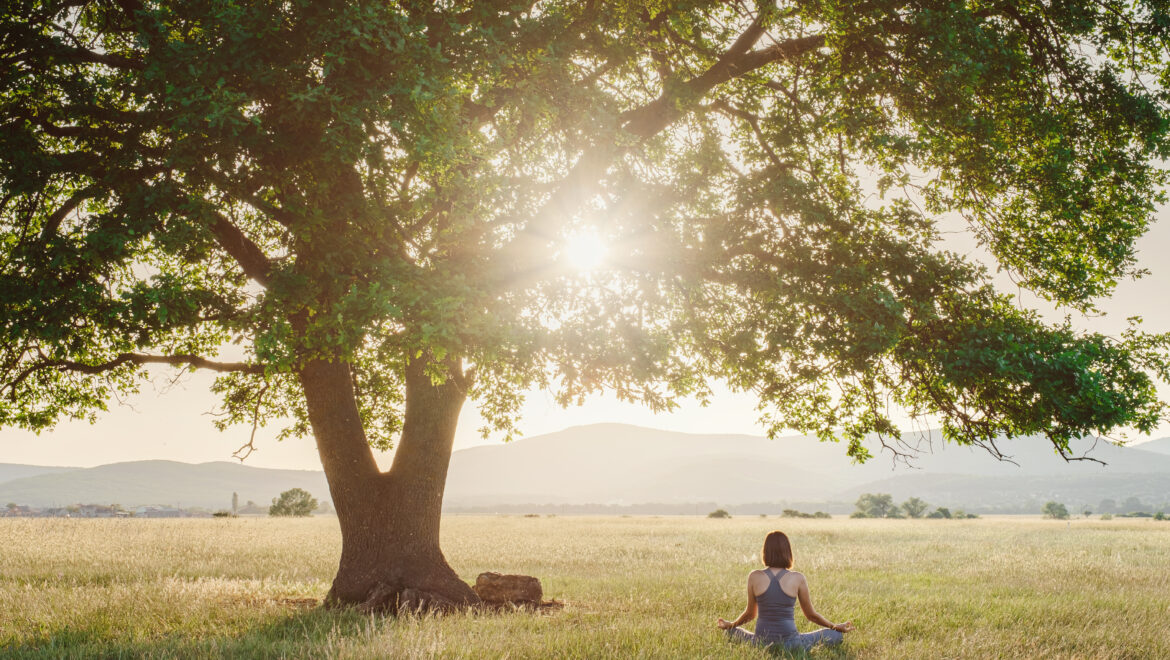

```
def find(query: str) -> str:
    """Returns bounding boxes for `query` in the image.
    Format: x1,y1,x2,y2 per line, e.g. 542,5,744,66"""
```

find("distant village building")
134,506,185,518
75,504,127,518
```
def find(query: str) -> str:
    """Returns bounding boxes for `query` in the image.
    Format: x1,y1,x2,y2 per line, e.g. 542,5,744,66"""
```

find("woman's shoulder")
746,568,771,583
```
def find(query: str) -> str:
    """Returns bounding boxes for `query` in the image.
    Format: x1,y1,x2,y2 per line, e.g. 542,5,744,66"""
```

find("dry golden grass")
1,515,1167,658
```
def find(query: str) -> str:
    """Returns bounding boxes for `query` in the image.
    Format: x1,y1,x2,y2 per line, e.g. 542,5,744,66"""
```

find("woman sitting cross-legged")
717,530,855,651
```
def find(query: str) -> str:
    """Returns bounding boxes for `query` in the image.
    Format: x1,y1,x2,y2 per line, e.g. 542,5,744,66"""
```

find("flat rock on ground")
473,572,542,605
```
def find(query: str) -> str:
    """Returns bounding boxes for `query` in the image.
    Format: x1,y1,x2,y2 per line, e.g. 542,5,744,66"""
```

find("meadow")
1,515,1168,659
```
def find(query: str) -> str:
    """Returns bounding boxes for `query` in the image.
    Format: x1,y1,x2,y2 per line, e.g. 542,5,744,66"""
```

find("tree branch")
44,43,143,70
487,30,826,285
202,168,299,230
4,353,264,401
57,353,263,374
38,186,100,243
233,381,270,462
16,111,93,139
207,212,275,287
112,0,144,17
708,98,792,171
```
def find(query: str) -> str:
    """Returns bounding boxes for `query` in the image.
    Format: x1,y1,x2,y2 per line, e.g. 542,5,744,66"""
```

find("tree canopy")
900,496,928,519
852,492,897,518
3,0,1170,465
1042,500,1070,520
269,487,318,517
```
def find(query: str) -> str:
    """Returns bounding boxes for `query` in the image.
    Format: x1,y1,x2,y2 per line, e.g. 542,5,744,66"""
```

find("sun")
562,231,608,271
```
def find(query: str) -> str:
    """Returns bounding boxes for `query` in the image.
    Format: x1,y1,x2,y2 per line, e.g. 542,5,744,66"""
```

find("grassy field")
1,515,1168,659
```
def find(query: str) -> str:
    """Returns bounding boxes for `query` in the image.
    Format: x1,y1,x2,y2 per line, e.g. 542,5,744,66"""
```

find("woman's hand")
717,617,735,630
831,621,855,633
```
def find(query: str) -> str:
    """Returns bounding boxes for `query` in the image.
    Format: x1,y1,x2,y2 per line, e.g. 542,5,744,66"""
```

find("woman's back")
753,568,799,642
718,531,852,650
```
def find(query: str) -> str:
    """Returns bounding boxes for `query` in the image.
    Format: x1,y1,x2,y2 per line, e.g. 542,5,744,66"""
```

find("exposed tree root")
340,581,466,615
324,580,563,617
477,599,565,614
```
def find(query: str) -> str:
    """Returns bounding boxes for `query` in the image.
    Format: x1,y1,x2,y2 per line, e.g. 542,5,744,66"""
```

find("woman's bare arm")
795,574,854,633
717,573,759,630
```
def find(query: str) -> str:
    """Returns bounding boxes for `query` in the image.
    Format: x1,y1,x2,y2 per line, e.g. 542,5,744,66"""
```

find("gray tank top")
754,568,799,641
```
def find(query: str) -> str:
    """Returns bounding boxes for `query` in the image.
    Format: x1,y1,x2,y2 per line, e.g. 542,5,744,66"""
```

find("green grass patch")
0,516,1166,658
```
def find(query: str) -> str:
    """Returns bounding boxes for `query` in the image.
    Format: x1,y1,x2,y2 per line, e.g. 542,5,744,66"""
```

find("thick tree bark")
299,357,479,612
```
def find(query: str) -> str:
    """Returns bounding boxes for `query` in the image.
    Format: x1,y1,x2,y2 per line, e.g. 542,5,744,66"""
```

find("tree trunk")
299,357,479,612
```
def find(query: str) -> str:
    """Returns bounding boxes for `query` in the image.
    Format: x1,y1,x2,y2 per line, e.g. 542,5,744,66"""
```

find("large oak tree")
3,0,1170,608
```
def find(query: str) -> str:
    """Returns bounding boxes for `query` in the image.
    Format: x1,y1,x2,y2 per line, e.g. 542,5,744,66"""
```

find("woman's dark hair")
761,530,794,568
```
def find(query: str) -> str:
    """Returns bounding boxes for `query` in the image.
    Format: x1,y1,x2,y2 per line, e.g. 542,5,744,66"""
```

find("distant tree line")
1094,497,1168,516
706,507,833,519
452,501,853,516
445,497,1170,518
205,491,332,517
851,493,978,519
1040,500,1167,520
781,509,831,519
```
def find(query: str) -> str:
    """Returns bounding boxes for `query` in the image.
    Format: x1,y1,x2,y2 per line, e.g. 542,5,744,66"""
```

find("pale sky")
4,208,1169,471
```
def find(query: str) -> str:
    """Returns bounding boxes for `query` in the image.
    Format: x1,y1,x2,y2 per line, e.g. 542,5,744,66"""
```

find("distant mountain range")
0,463,76,484
443,425,1170,512
0,460,328,511
1133,437,1170,456
2,424,1168,512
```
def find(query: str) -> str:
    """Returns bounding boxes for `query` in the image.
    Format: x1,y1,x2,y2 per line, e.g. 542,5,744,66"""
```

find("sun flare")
563,231,608,271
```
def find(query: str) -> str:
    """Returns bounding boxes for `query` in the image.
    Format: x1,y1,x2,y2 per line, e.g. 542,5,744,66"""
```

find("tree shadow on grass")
6,609,856,658
0,607,376,660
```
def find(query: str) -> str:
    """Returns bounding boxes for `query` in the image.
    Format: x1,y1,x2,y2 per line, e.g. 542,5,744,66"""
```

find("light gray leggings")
727,626,845,650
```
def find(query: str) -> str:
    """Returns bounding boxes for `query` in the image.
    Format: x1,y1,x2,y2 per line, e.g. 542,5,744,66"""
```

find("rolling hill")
0,460,328,510
3,424,1168,512
1131,437,1170,456
442,424,1170,511
0,463,78,485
